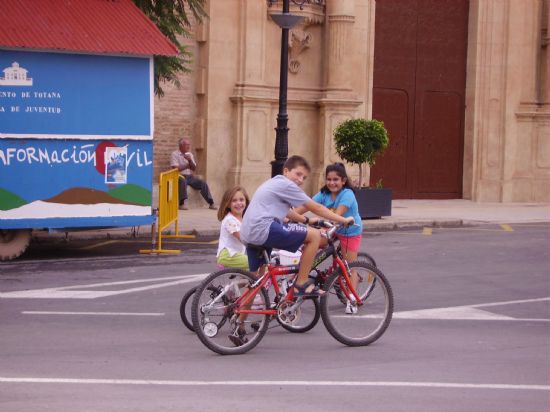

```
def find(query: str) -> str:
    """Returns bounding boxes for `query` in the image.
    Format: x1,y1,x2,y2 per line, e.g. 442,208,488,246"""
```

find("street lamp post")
268,0,306,177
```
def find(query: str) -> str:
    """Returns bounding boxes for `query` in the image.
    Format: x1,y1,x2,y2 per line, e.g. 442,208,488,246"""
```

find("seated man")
170,138,216,210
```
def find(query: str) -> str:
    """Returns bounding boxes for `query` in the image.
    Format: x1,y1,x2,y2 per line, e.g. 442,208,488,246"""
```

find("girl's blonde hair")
217,185,250,221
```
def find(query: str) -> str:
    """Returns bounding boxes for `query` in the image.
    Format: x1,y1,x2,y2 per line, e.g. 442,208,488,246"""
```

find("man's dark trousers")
178,175,214,206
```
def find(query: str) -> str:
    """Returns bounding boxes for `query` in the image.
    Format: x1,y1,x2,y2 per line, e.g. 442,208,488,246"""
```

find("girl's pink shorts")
336,234,362,252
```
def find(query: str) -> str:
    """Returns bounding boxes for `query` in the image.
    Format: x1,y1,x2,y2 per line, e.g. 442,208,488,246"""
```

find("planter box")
356,188,393,219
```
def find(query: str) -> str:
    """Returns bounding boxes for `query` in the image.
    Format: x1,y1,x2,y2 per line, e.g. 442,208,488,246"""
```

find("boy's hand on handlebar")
308,217,320,226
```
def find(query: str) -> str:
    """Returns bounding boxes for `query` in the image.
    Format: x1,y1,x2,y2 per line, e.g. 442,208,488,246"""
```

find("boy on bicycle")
241,155,354,298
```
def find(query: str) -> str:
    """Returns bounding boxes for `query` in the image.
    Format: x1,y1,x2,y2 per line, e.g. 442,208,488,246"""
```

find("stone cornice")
230,83,361,108
317,97,362,108
515,111,550,120
327,15,355,23
515,102,550,120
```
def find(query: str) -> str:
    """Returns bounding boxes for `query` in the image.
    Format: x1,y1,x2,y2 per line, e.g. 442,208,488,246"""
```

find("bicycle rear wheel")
333,256,378,305
320,262,393,346
277,297,320,333
180,284,222,332
179,286,198,332
357,251,377,267
191,268,270,355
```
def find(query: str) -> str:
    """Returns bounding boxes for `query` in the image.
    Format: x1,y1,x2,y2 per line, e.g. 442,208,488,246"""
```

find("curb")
362,219,464,232
31,218,466,241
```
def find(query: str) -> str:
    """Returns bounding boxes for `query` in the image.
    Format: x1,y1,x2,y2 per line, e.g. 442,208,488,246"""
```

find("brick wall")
152,35,199,185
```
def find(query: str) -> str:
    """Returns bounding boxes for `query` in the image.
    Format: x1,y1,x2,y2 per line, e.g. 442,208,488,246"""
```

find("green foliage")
333,118,389,187
132,0,207,97
0,188,27,211
334,118,389,167
374,178,384,189
108,184,152,206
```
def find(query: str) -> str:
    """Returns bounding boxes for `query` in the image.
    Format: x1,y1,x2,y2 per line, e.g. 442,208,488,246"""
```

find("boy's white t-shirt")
217,213,246,257
241,175,311,246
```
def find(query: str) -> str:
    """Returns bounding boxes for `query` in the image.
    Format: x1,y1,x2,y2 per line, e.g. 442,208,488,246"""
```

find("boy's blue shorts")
246,220,308,272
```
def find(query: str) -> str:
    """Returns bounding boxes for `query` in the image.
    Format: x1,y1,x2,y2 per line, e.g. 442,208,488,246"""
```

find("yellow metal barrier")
139,169,195,254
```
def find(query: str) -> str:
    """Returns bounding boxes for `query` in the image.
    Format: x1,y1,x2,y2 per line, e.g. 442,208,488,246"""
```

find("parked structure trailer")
0,0,177,260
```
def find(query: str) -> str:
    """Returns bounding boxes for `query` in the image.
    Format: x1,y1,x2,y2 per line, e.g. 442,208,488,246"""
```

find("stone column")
325,0,355,94
466,0,550,202
316,0,364,187
227,0,273,191
541,0,550,107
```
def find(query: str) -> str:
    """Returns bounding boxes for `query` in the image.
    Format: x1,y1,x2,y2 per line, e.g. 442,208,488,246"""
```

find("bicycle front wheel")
191,268,270,355
320,262,393,346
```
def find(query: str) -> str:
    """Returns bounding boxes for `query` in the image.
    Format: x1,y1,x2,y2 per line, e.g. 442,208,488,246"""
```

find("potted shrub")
333,118,391,218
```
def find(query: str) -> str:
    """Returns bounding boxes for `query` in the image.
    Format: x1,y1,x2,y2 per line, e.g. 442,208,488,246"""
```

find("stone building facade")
153,0,550,203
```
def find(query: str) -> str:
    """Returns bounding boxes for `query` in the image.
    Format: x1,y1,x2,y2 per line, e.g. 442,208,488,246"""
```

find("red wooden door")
371,0,469,199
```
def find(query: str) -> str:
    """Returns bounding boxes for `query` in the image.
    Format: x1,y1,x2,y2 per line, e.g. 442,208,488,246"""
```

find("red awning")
0,0,179,56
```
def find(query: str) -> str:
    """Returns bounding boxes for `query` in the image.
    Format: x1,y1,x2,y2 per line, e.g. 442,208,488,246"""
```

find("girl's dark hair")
320,162,355,194
217,185,250,221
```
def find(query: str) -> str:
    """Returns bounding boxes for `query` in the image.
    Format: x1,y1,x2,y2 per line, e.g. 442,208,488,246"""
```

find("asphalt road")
1,223,549,411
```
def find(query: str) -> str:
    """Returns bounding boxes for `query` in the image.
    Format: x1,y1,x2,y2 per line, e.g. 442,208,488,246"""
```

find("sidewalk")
37,199,550,240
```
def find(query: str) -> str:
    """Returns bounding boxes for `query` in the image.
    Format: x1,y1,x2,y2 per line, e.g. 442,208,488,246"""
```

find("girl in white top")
216,186,250,270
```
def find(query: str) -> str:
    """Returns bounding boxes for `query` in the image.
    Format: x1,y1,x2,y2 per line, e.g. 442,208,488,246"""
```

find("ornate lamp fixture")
267,0,325,176
267,0,325,8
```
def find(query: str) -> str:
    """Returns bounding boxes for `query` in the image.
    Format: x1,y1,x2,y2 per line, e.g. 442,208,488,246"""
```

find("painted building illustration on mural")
0,62,33,86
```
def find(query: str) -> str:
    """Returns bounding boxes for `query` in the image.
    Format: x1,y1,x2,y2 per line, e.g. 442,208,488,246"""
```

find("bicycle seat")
246,244,271,261
247,243,268,252
246,244,268,252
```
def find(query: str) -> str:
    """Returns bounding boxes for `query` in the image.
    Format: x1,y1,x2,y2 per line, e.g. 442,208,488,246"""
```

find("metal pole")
271,0,291,177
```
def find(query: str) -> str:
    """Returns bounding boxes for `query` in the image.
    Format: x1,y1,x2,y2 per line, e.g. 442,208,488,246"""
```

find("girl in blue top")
313,162,362,253
313,163,363,313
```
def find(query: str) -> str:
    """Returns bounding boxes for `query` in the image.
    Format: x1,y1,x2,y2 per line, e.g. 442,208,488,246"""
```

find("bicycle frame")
234,240,362,316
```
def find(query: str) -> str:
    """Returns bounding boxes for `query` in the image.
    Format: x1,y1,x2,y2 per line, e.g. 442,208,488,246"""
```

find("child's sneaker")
228,327,248,347
345,299,358,314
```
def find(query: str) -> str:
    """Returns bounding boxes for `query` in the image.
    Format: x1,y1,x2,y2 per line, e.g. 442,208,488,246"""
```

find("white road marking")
0,377,548,391
22,311,164,316
470,296,550,308
0,274,209,299
394,307,515,320
391,296,550,321
335,296,550,321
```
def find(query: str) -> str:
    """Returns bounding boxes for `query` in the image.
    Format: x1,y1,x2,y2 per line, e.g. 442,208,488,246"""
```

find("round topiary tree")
333,118,389,188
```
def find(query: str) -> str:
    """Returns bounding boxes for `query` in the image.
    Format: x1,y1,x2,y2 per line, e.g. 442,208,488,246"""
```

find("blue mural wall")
0,50,154,229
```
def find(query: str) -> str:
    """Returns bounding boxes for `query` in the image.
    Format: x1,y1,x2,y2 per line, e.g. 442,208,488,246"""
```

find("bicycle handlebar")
315,219,359,239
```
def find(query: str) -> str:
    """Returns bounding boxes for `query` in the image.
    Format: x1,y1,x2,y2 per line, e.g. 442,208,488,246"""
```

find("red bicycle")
191,221,393,355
